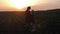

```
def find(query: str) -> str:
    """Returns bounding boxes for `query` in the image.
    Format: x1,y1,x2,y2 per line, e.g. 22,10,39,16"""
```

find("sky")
0,0,60,11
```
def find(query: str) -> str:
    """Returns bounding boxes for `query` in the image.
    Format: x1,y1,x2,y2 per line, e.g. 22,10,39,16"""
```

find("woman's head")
26,6,31,11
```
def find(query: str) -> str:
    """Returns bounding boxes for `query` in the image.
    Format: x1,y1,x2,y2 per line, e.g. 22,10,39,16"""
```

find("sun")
5,0,38,9
8,0,27,9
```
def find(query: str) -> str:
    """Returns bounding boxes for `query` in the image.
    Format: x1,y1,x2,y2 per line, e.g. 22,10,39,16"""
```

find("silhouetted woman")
25,6,32,32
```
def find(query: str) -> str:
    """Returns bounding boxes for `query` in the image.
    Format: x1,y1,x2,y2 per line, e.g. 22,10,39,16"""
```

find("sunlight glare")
5,0,38,9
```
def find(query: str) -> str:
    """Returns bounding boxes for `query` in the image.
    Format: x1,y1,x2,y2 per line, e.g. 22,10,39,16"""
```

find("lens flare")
5,0,38,9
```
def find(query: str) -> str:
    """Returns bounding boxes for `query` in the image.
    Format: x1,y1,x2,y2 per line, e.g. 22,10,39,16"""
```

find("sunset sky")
0,0,60,11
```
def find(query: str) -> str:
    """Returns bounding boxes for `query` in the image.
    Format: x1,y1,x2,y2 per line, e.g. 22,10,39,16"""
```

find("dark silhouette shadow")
25,6,32,32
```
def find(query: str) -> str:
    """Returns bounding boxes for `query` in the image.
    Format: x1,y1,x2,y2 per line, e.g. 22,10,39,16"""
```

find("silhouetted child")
31,10,36,32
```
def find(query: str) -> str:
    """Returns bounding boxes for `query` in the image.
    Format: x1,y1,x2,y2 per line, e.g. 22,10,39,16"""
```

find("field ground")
0,9,60,34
